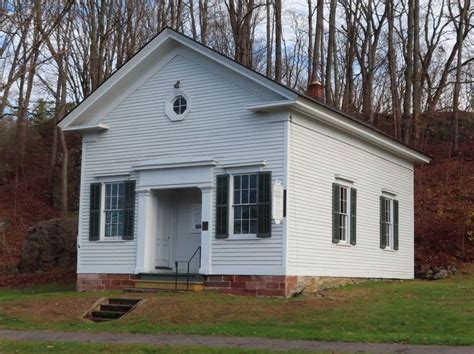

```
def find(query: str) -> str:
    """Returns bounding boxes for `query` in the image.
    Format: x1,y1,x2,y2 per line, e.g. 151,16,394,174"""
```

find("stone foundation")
77,273,366,296
294,276,364,294
77,273,138,291
204,275,297,297
205,275,366,297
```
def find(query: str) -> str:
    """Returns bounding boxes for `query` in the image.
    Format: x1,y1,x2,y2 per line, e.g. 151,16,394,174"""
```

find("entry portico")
133,158,216,275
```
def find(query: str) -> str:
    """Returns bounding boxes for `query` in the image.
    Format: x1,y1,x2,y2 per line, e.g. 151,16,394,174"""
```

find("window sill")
335,242,352,247
228,234,258,240
382,248,397,252
94,239,131,243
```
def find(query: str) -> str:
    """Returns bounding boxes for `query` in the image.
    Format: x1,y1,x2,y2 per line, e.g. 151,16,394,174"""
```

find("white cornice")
61,123,109,133
246,99,431,164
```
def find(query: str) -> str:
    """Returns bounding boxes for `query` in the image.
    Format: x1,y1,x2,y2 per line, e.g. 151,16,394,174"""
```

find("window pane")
105,224,112,237
249,190,257,203
234,176,241,189
242,190,248,203
250,174,257,188
242,175,248,189
234,220,241,234
250,205,257,218
118,196,124,209
234,190,241,204
242,205,249,219
242,220,249,234
234,206,242,220
250,220,257,234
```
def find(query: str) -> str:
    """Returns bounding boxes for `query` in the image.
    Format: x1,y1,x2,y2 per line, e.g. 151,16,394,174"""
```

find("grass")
0,265,473,346
0,340,313,353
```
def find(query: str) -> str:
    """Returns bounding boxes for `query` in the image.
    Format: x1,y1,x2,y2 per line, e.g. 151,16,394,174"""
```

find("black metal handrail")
174,246,201,291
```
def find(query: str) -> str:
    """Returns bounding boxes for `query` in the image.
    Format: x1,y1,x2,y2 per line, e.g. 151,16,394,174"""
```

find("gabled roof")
59,27,430,164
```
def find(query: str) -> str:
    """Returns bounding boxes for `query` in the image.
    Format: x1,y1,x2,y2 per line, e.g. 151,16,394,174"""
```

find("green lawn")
0,340,311,353
0,266,473,346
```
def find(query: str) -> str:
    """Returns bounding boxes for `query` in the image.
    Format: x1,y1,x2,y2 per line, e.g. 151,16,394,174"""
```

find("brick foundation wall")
77,273,138,291
204,275,297,297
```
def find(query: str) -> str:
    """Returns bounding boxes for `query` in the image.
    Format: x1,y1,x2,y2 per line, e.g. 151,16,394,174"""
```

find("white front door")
155,191,177,269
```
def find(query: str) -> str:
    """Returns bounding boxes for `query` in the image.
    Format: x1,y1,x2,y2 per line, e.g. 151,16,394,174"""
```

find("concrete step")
134,279,204,291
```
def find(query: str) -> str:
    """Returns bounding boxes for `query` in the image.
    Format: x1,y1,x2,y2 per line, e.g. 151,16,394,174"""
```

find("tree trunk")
387,0,402,139
412,0,421,145
311,0,324,83
274,0,282,81
325,0,336,104
402,0,414,143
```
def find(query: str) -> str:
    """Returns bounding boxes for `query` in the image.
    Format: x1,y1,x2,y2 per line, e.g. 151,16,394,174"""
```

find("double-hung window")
383,198,394,249
332,182,356,245
104,182,125,238
233,174,258,236
338,185,349,243
380,195,399,250
89,181,136,241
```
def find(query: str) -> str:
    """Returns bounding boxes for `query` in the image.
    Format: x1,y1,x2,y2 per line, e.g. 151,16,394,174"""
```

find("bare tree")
274,0,282,81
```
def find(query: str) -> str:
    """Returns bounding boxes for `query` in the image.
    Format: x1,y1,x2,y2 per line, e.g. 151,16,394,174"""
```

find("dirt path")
0,329,472,353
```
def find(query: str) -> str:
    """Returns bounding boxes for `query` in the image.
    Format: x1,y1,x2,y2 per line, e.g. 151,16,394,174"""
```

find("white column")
199,186,213,274
135,189,156,274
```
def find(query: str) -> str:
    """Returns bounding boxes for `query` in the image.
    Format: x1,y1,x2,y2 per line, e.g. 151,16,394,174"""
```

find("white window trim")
100,181,126,241
383,197,395,251
226,171,261,240
165,90,191,121
336,183,351,246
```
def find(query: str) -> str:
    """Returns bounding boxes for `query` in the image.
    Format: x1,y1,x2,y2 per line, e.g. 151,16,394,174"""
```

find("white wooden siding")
287,113,415,279
78,46,287,275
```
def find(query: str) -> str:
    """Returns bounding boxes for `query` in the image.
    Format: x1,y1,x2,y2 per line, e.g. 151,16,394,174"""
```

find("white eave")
247,99,431,164
61,123,109,133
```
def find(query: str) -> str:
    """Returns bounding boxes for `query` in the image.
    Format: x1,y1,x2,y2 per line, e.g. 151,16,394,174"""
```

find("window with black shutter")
89,181,136,241
216,172,272,239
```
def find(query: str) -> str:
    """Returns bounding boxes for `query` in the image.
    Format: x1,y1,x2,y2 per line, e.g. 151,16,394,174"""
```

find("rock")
17,216,77,273
433,269,449,280
420,263,430,271
451,266,458,274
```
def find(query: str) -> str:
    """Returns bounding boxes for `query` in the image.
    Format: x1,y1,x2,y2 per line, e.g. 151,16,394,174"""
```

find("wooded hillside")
0,0,472,285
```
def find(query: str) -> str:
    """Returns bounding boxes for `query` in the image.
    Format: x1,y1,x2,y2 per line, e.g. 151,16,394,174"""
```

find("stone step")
139,273,204,282
90,317,112,323
91,310,124,319
100,303,133,313
108,298,141,306
134,280,204,291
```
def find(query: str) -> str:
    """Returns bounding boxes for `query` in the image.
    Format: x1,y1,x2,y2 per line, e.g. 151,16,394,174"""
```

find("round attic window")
173,95,187,115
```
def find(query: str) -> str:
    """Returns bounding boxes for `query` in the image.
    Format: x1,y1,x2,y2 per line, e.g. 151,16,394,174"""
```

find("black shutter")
89,183,101,241
380,196,387,249
257,172,272,238
332,183,340,243
216,174,229,239
393,199,399,250
122,181,136,240
350,188,357,245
